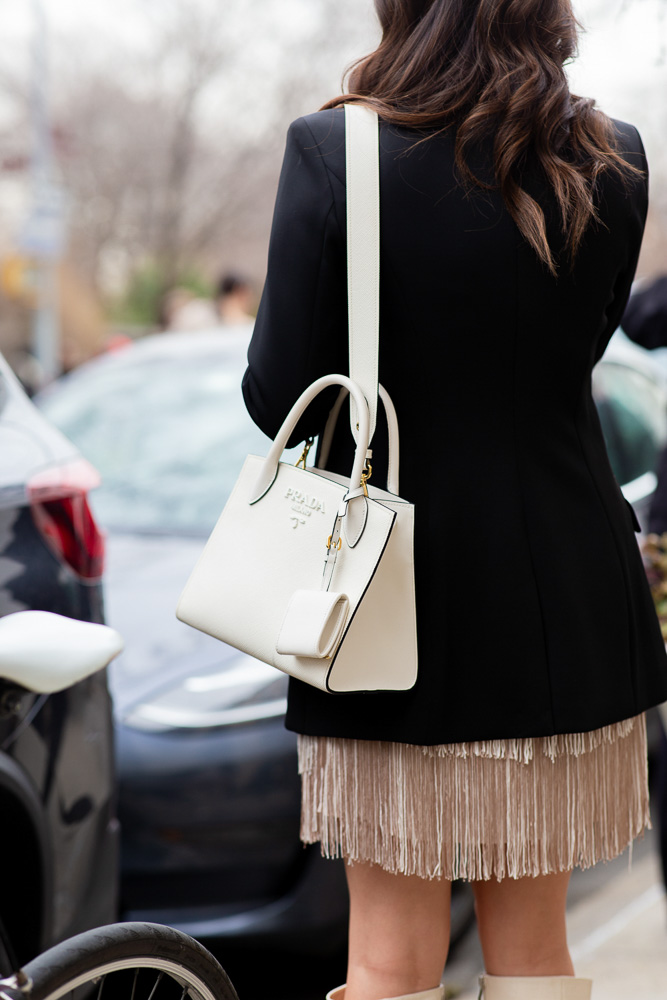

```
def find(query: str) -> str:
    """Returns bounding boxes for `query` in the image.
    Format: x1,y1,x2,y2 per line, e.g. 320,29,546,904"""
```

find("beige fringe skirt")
298,714,650,881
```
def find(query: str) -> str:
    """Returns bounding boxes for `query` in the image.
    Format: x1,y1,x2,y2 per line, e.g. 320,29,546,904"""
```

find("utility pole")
19,0,65,383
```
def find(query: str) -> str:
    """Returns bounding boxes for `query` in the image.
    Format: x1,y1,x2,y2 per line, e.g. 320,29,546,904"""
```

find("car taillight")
27,459,105,580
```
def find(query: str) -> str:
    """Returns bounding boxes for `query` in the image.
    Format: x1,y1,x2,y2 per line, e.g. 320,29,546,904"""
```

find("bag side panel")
328,502,417,692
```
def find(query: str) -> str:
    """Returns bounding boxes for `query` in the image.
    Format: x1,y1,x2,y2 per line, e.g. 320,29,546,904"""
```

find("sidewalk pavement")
445,852,667,1000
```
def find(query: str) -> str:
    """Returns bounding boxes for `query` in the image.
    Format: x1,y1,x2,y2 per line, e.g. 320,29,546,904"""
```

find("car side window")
593,362,666,486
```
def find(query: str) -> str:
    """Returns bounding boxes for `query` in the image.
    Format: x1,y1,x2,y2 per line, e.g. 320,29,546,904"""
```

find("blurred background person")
159,286,219,332
216,272,255,328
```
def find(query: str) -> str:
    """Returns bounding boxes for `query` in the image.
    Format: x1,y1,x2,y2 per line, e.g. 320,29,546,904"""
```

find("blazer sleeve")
595,123,649,362
242,116,347,448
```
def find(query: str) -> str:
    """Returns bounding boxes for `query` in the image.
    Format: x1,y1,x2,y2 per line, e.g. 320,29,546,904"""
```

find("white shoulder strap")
344,103,380,445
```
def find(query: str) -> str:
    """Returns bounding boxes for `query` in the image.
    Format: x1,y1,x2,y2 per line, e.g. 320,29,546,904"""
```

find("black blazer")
242,108,667,745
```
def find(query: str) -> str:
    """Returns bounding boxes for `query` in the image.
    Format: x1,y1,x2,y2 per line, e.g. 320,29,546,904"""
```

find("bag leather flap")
276,590,349,659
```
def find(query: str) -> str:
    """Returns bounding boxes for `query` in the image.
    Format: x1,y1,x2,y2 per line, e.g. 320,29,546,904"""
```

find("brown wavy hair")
323,0,640,275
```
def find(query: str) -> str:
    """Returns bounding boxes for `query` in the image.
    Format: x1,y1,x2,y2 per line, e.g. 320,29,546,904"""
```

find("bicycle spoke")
146,972,164,1000
96,973,106,1000
130,969,139,1000
178,988,188,1000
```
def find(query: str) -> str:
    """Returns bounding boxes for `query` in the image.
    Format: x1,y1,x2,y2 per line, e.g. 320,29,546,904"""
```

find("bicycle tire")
18,922,239,1000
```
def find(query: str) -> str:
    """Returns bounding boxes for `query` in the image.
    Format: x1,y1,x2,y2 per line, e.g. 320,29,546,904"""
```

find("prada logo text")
285,487,326,528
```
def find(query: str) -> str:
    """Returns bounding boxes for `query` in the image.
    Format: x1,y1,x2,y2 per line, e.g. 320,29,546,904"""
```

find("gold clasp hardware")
360,460,373,498
295,437,314,469
326,535,342,552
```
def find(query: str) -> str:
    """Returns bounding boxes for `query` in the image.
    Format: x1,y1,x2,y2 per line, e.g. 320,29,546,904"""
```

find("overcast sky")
569,0,667,144
1,1,665,106
1,0,665,152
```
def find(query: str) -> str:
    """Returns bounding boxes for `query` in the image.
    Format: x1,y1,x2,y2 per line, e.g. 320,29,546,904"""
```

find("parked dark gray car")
36,328,666,955
0,352,117,969
37,330,353,954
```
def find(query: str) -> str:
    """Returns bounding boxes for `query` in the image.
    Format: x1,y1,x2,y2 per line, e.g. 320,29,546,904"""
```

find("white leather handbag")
176,105,418,693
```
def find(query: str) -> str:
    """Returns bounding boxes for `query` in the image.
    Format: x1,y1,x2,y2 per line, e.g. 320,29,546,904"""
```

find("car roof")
34,329,253,411
81,328,250,372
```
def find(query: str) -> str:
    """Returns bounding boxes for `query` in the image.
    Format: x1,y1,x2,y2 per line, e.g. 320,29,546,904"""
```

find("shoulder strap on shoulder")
344,103,380,445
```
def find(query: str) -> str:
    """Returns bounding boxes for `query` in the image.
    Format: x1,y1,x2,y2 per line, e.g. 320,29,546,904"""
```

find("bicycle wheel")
16,922,238,1000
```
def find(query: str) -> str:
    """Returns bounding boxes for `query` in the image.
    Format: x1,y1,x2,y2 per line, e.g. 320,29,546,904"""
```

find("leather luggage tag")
276,590,350,659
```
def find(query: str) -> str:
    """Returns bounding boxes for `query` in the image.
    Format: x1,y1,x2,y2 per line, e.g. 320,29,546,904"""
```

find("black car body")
0,352,117,967
36,328,667,953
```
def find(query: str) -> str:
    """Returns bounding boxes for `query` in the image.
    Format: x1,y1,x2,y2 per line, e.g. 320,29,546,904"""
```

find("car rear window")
39,353,276,534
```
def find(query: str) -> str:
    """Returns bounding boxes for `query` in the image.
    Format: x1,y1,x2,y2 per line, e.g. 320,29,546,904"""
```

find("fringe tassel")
419,716,638,764
298,715,649,882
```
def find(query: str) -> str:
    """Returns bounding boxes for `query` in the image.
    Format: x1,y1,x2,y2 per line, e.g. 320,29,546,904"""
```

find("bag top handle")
345,104,380,447
250,374,371,505
318,384,401,495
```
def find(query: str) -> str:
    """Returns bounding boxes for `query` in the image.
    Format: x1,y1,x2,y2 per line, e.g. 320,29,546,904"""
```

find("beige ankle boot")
326,986,445,1000
479,975,592,999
